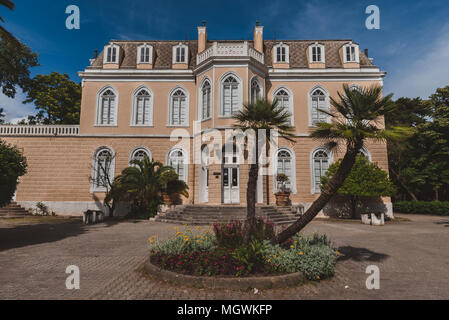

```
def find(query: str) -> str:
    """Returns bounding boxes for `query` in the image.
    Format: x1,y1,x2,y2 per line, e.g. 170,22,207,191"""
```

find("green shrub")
393,201,449,216
232,240,265,276
149,229,216,255
263,233,336,280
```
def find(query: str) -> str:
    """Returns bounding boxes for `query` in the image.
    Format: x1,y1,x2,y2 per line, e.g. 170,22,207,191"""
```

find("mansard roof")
88,39,374,70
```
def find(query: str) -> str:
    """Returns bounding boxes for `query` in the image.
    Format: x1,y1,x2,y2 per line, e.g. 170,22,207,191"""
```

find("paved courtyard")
0,214,448,300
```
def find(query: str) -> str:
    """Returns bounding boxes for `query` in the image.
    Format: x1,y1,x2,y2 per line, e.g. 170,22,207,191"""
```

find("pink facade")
0,23,391,216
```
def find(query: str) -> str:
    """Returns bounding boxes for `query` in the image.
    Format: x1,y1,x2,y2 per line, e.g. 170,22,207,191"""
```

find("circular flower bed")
148,219,337,284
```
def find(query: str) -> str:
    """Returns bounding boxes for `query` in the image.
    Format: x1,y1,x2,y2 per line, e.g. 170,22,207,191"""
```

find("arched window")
221,75,241,116
133,88,152,126
251,78,262,104
168,148,187,182
129,147,151,163
97,88,117,125
201,80,211,120
312,149,330,193
169,88,188,126
273,87,293,125
310,88,329,125
91,147,115,192
276,149,293,192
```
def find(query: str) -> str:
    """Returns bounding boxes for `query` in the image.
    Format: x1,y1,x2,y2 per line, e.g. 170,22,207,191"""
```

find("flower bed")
148,219,337,282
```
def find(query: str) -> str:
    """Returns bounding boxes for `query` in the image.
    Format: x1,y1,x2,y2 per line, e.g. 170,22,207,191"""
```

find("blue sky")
1,0,449,122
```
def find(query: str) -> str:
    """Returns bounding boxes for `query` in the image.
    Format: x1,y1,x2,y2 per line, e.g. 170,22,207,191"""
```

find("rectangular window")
176,47,186,63
101,97,115,124
276,46,286,62
172,97,186,125
136,97,151,125
312,46,321,62
346,46,356,62
140,47,150,63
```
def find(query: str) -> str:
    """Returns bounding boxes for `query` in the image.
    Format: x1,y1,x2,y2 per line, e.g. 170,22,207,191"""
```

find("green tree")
109,156,188,218
273,85,410,244
385,86,449,201
0,0,15,40
233,98,294,244
0,139,27,207
22,72,81,124
321,155,396,218
0,107,5,123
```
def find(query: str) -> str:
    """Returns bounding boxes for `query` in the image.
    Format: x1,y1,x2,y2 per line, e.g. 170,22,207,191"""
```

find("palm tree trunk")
244,135,259,245
272,140,363,244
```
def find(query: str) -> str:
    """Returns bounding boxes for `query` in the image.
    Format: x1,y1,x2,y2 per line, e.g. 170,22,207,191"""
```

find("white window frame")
309,43,325,63
91,146,115,193
95,86,118,126
219,72,243,118
272,86,294,126
198,77,212,121
172,43,188,64
273,42,289,63
310,147,333,194
308,85,331,126
343,43,360,63
273,147,297,194
137,43,153,64
250,76,263,104
130,86,154,126
103,44,120,64
166,147,189,183
167,86,189,127
129,146,152,164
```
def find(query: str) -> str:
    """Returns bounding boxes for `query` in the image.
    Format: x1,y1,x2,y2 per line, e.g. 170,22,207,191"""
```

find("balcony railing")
0,125,80,136
197,42,265,65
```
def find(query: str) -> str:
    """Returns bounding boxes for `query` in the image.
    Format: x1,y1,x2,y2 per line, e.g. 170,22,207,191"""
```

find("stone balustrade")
0,125,80,136
197,41,264,65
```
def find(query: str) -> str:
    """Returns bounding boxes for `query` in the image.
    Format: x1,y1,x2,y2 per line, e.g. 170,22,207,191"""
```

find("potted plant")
275,174,291,206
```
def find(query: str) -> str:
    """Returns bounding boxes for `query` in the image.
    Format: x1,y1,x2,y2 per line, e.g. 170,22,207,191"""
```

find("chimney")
253,21,264,53
364,48,368,57
197,21,207,53
94,49,98,59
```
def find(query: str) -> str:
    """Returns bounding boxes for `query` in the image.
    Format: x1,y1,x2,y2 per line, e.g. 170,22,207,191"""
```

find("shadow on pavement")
0,217,131,252
434,220,449,227
337,246,389,262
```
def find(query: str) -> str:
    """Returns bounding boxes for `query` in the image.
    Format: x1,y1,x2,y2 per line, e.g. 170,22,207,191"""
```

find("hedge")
393,201,449,216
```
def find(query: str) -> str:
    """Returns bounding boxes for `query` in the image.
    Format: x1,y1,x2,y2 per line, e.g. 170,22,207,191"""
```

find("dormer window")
309,43,325,63
273,43,289,63
173,43,188,64
137,44,152,64
343,43,360,63
104,44,119,64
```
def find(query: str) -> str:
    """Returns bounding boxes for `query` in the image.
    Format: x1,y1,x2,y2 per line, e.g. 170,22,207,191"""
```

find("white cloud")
385,24,449,99
0,90,35,123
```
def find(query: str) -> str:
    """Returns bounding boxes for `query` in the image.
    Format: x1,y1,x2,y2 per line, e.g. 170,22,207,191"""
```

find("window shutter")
143,97,151,125
172,98,179,125
231,85,238,114
223,85,231,115
109,97,115,124
180,97,187,125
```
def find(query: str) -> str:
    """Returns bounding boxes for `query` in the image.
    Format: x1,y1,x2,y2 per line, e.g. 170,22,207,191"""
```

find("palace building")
0,22,392,217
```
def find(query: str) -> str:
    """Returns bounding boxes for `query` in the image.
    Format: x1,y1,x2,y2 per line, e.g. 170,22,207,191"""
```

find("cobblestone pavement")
0,214,448,300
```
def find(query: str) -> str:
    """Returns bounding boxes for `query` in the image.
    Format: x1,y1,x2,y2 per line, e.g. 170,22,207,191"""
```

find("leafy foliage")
0,107,4,123
21,72,81,124
386,86,449,201
0,139,27,207
393,201,449,216
0,34,38,99
321,155,395,217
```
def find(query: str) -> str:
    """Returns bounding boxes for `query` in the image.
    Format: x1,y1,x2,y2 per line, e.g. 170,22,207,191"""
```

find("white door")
199,166,209,203
223,166,239,204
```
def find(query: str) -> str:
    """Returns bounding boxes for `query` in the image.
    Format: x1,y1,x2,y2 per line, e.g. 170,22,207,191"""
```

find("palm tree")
272,84,411,244
233,98,294,244
0,0,16,40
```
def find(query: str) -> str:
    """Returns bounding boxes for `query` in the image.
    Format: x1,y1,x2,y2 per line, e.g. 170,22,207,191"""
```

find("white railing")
0,125,80,136
197,42,265,65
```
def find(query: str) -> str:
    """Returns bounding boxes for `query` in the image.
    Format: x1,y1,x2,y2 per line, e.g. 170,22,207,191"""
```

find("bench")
83,210,105,224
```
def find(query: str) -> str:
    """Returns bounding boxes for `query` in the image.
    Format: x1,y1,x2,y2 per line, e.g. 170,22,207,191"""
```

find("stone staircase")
154,205,302,225
0,202,31,218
